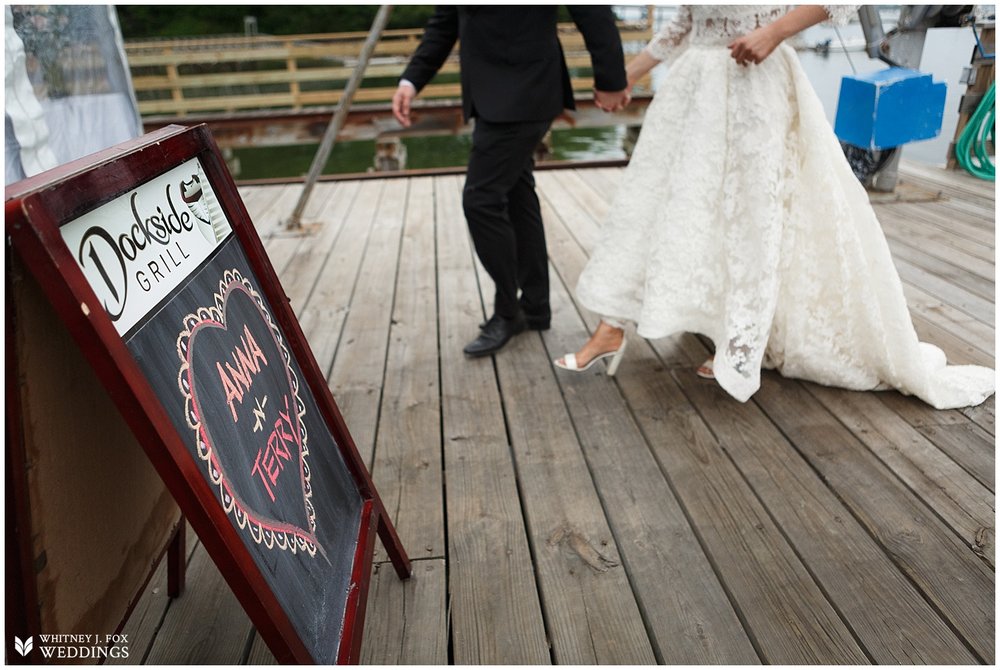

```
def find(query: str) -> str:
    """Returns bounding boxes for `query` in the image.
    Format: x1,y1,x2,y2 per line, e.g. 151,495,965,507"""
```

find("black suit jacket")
401,6,627,123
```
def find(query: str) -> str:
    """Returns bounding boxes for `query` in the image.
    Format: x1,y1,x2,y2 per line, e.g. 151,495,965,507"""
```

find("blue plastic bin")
834,67,947,150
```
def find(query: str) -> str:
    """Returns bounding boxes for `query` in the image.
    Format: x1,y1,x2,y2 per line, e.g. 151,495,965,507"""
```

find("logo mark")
14,636,33,656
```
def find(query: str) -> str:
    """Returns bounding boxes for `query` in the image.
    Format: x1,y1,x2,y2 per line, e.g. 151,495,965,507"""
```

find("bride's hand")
728,25,783,66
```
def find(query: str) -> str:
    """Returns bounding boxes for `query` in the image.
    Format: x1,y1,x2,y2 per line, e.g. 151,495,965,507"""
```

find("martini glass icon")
181,175,218,244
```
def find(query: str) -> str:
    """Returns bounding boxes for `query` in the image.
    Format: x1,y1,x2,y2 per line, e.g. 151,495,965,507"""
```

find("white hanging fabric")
5,5,58,181
5,6,143,185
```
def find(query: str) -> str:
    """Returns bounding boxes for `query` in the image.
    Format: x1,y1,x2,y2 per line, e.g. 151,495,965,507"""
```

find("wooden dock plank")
245,633,275,665
549,169,616,234
911,422,995,492
547,167,988,662
239,184,286,233
877,393,996,468
258,189,314,276
235,187,271,222
249,184,298,239
295,179,382,377
434,175,550,664
894,257,995,327
887,238,994,302
369,177,445,564
752,378,994,662
540,171,607,251
940,196,998,230
802,385,995,567
899,160,996,198
333,177,449,664
122,163,993,665
962,396,996,436
625,356,868,663
463,181,657,663
109,525,199,665
878,392,980,427
901,283,995,360
674,371,982,663
882,210,994,263
273,181,357,315
537,172,602,252
881,214,995,281
909,313,994,367
572,167,621,202
360,559,449,664
890,201,995,249
469,287,656,662
143,543,254,665
327,179,406,465
899,160,996,210
110,559,172,665
540,169,990,664
546,172,870,663
539,199,761,663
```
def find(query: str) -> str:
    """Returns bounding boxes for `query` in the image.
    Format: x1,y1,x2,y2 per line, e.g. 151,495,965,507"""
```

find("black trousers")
463,118,553,320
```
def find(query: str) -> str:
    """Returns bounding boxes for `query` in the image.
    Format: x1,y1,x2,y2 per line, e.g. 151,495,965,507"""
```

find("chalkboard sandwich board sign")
5,125,411,664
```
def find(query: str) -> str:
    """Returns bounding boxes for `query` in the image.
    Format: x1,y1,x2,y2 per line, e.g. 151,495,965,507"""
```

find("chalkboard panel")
130,238,363,663
5,125,410,664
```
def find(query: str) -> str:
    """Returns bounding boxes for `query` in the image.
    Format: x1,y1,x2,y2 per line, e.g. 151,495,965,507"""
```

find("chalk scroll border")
176,268,320,557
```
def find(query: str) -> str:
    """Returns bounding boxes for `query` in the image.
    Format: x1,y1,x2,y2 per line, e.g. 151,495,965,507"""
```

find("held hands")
396,81,631,121
728,24,784,66
392,81,417,127
594,88,631,113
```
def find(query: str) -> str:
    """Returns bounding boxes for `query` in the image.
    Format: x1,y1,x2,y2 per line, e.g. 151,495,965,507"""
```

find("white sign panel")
61,158,232,336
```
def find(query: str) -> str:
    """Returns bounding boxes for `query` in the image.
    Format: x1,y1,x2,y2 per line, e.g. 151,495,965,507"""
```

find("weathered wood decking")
120,162,994,665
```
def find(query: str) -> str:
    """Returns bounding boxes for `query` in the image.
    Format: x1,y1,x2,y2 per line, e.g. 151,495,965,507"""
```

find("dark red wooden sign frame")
5,125,411,664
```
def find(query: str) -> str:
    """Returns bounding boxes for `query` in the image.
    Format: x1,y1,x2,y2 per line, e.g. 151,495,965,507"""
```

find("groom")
393,6,629,356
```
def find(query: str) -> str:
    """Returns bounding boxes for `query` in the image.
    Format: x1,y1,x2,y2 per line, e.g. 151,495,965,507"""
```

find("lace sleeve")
823,5,859,25
644,5,692,61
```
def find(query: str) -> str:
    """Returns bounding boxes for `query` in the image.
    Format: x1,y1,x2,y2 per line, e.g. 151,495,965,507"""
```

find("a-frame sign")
5,125,411,664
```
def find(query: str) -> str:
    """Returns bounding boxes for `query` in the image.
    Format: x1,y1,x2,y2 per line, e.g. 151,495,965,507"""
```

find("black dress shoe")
464,313,527,357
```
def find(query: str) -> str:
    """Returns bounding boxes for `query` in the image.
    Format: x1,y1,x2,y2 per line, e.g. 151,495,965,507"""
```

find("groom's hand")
393,81,417,127
594,88,631,112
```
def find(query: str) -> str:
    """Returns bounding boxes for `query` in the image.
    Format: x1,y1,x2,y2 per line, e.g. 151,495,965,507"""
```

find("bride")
555,5,994,410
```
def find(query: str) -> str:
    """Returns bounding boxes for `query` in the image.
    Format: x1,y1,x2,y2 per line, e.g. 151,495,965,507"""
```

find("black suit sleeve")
567,6,627,92
399,6,459,92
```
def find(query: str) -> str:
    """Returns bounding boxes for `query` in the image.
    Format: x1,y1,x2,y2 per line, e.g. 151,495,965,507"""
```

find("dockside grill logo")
12,634,129,660
61,159,232,337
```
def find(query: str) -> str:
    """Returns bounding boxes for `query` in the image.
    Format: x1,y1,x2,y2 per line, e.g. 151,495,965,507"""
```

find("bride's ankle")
598,320,625,337
601,317,627,331
587,324,623,354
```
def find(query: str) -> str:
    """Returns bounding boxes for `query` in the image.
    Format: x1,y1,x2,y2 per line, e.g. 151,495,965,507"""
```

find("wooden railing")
125,22,655,117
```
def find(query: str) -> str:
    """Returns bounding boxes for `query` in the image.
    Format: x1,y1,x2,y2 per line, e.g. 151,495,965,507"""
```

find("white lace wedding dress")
576,5,995,409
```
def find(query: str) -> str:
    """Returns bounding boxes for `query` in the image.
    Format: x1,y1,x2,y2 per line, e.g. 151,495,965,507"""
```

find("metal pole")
858,5,888,63
869,5,929,192
285,5,393,230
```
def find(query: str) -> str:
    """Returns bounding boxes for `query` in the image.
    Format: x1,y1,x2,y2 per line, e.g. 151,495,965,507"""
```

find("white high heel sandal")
554,338,628,376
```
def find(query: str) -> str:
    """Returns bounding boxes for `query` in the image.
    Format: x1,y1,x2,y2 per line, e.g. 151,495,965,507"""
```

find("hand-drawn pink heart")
177,270,321,556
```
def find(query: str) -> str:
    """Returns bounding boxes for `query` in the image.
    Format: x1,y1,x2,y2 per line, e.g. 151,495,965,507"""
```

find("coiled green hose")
955,81,995,181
